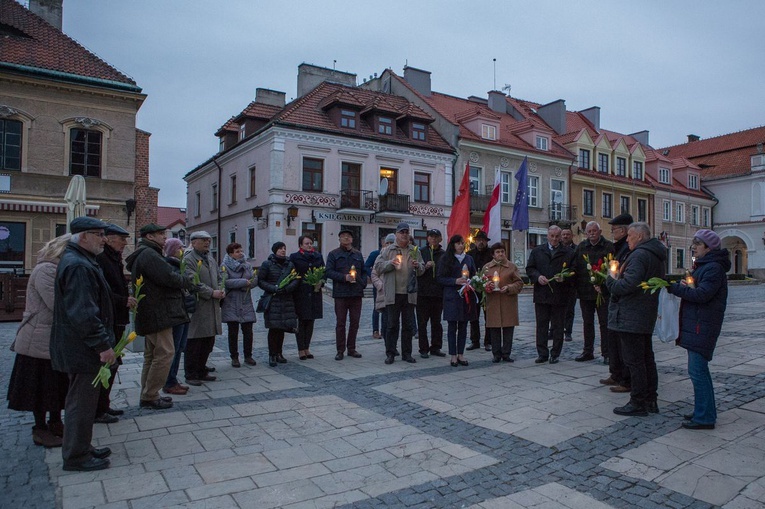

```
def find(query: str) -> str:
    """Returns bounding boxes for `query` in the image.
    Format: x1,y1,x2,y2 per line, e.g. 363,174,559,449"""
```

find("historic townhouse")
184,64,455,264
661,127,765,278
0,0,152,279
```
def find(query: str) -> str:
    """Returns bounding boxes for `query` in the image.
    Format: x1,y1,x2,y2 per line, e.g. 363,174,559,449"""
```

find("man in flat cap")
326,228,367,360
94,224,137,423
126,223,194,409
50,216,116,471
416,228,445,358
182,231,224,384
467,230,493,351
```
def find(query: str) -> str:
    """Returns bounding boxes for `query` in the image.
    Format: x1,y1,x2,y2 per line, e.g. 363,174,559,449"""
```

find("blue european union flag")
511,157,529,231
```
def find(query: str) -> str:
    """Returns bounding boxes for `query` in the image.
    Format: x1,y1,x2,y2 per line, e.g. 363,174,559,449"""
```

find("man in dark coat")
526,225,574,364
605,222,666,417
50,217,115,472
325,229,367,360
417,229,445,358
125,223,193,409
560,227,578,341
94,224,136,423
467,230,493,350
572,221,614,362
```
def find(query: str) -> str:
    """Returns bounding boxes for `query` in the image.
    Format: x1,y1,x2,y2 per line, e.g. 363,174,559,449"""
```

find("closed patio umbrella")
64,175,87,231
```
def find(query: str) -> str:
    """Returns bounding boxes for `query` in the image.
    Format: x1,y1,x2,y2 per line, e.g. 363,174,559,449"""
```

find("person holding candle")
467,231,493,351
605,222,666,416
326,229,367,360
374,222,425,365
482,243,524,363
437,234,478,367
417,229,446,358
559,228,578,342
667,229,729,430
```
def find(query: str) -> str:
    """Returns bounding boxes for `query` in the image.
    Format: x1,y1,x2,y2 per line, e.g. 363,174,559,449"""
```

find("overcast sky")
59,0,765,208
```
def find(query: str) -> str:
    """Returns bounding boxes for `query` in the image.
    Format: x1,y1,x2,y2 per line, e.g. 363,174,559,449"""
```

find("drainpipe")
701,184,719,227
212,156,223,264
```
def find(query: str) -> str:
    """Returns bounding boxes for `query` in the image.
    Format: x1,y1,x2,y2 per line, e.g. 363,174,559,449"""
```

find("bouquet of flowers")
639,277,670,294
303,266,326,291
583,254,613,306
470,272,491,308
278,268,300,289
549,263,575,293
219,265,228,291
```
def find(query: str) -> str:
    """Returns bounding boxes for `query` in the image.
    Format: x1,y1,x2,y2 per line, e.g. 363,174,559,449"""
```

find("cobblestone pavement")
2,285,764,509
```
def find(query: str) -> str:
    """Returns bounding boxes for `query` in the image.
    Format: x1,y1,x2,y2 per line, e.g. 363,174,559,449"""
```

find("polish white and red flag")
482,169,501,243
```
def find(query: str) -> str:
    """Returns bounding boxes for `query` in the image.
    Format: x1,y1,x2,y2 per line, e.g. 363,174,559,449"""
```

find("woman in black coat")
437,235,478,367
289,236,324,360
258,242,300,367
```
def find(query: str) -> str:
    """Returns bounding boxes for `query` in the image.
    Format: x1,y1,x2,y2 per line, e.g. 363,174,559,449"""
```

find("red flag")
482,169,501,243
447,163,471,241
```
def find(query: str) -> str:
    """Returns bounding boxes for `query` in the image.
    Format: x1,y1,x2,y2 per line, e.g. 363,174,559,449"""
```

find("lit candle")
685,270,695,288
395,254,402,267
349,265,356,282
609,260,619,276
492,270,500,285
462,264,469,279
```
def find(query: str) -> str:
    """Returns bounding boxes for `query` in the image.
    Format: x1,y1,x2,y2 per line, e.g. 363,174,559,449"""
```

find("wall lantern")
287,205,299,227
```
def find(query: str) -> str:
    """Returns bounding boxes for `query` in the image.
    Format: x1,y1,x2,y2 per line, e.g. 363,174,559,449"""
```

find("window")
211,183,218,211
688,173,699,190
620,196,630,214
527,175,539,207
481,124,497,140
0,221,25,272
702,207,711,227
676,202,685,223
239,124,246,141
598,153,609,173
0,119,22,170
676,248,685,269
413,230,428,249
583,189,594,216
659,167,670,184
579,149,590,169
70,128,102,177
414,172,430,203
663,200,672,221
602,192,613,218
211,235,218,261
229,230,236,244
194,192,200,217
469,165,481,195
536,136,548,151
638,198,647,222
248,166,256,198
378,117,393,135
616,157,626,177
341,110,356,129
230,174,237,204
633,161,644,180
341,162,361,206
302,157,323,192
247,226,255,259
380,167,398,194
691,205,699,226
411,123,426,141
550,179,564,221
500,171,512,203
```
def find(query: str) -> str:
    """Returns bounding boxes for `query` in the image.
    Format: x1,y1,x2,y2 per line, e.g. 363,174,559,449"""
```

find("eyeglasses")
691,239,704,246
83,230,106,237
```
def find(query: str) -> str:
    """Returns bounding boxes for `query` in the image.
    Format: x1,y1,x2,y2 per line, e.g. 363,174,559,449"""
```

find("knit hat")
164,237,183,257
384,233,396,244
693,229,721,250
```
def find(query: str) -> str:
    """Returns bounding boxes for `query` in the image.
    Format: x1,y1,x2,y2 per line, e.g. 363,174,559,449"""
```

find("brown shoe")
32,427,62,448
244,357,256,366
163,384,188,395
610,385,631,393
231,357,241,368
47,421,64,437
599,376,618,386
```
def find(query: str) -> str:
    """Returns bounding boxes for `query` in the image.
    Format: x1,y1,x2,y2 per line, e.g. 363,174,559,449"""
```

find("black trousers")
607,327,630,385
618,331,658,408
488,326,514,358
184,336,215,380
385,294,415,358
63,372,100,466
96,324,124,417
469,307,487,346
296,319,315,350
579,299,609,356
227,322,254,358
564,293,576,335
267,329,286,356
416,295,443,354
535,303,564,359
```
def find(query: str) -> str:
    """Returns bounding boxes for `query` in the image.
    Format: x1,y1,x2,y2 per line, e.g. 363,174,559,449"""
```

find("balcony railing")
549,203,576,222
339,189,374,210
378,193,410,213
470,193,490,212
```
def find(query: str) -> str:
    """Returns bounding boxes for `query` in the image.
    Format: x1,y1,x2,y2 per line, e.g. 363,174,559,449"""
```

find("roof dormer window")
411,122,426,141
239,124,246,141
341,110,356,129
688,173,699,190
659,167,670,184
481,124,497,141
378,116,393,135
535,136,549,151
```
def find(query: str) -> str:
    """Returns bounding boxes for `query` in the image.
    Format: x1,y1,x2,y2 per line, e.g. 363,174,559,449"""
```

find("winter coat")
374,243,425,306
667,248,730,361
125,239,191,336
481,259,524,328
12,259,58,360
289,249,324,321
526,243,575,305
221,254,257,324
417,244,445,298
50,241,115,374
364,249,380,285
325,246,367,298
371,266,386,311
605,238,667,334
573,236,615,301
437,254,479,322
166,257,195,317
96,244,131,326
258,254,299,331
183,248,222,339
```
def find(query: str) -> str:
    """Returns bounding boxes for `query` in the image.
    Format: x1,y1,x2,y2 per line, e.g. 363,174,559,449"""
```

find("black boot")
268,356,277,367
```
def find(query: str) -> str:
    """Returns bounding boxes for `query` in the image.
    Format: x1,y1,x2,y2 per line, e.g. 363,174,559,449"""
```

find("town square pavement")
1,285,764,509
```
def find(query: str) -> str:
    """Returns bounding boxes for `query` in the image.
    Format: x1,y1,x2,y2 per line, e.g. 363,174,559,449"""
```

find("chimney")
630,130,650,146
255,88,286,108
403,66,432,97
29,0,63,30
688,134,700,143
580,106,600,131
487,91,506,114
297,63,357,98
537,99,566,135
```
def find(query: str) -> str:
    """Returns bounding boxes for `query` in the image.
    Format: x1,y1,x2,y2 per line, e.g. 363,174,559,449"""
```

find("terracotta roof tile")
0,0,138,88
157,207,186,229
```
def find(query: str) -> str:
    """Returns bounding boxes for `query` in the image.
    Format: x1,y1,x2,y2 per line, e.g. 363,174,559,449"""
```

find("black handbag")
256,293,272,313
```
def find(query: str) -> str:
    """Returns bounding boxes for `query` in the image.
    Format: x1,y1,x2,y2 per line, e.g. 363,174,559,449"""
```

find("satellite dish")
379,178,389,195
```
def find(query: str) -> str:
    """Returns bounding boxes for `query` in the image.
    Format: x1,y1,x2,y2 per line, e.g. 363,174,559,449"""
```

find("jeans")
165,322,189,388
579,299,609,356
384,294,415,358
447,321,468,355
371,287,380,332
618,331,658,408
687,350,716,424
